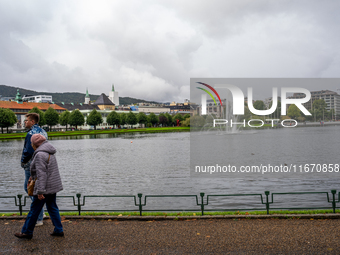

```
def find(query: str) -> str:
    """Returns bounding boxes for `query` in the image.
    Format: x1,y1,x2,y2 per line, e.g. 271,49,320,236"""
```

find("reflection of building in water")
289,90,340,120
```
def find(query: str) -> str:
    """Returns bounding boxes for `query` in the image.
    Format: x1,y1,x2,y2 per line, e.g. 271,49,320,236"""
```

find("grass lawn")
2,209,339,217
0,127,190,140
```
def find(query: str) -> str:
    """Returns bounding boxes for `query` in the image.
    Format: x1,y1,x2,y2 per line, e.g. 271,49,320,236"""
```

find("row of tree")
0,106,191,133
244,99,335,122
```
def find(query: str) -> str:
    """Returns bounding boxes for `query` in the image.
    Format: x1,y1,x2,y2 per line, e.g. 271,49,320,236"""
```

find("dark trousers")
24,169,44,221
21,193,63,236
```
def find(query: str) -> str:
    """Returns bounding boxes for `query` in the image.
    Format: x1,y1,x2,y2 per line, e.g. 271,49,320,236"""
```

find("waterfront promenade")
1,216,340,254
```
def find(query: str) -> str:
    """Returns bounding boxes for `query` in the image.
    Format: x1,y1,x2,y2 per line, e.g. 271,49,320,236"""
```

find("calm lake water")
0,126,339,211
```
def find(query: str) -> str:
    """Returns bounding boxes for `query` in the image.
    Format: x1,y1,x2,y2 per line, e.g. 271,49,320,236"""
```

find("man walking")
21,113,48,226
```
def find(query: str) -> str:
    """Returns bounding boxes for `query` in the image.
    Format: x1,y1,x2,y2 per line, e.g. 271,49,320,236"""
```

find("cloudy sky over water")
1,0,340,102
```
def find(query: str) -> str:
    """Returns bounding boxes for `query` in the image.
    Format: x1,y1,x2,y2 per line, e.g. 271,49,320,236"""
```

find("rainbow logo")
196,82,223,106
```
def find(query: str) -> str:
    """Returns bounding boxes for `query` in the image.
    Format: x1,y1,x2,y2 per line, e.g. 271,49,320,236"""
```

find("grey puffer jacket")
30,141,63,195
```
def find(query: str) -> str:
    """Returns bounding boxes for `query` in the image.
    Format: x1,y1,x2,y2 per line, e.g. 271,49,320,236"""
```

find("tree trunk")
94,126,96,130
6,127,9,133
1,127,3,134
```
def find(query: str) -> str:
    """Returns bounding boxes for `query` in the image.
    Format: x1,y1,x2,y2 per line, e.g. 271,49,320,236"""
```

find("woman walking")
15,134,64,239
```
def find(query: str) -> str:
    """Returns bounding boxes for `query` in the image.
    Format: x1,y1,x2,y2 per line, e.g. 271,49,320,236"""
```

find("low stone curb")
1,213,340,220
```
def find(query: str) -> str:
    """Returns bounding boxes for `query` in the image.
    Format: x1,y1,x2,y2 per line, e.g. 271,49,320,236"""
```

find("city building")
193,98,226,118
0,90,65,128
93,93,115,110
22,94,53,103
0,95,15,101
169,101,191,113
264,97,281,109
290,90,340,120
109,84,119,106
138,106,170,113
84,88,90,104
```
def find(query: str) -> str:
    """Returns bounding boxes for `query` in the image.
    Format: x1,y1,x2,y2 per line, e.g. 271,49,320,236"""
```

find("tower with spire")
15,89,23,104
109,84,119,106
84,88,90,104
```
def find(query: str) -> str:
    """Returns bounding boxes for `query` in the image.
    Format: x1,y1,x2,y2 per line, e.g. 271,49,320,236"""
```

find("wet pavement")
1,217,340,254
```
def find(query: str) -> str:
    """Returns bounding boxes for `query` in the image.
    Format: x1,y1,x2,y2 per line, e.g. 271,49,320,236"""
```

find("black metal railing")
0,190,339,216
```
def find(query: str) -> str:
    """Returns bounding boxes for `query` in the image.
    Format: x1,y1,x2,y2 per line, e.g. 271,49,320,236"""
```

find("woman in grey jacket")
15,134,64,239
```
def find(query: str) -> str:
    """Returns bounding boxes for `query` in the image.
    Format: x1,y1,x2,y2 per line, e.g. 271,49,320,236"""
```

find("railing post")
17,194,23,216
265,191,270,215
76,193,81,216
138,193,143,216
200,193,205,216
331,190,336,213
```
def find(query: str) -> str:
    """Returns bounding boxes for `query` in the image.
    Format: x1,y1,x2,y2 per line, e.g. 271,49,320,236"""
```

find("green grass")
2,209,340,217
0,127,190,140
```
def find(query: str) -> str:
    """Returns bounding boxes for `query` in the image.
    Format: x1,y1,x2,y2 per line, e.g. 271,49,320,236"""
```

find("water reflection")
0,127,339,211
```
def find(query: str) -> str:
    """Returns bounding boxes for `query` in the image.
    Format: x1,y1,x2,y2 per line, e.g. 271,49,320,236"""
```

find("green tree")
252,100,266,110
243,106,252,121
181,117,190,127
148,113,158,127
287,104,301,120
28,107,46,126
69,109,85,130
44,107,59,131
173,113,184,126
120,113,127,127
183,113,190,119
59,110,70,131
190,115,205,127
0,108,17,133
312,99,328,121
158,113,168,126
126,111,138,127
107,111,121,128
268,101,281,120
86,109,103,130
165,113,173,126
137,112,148,127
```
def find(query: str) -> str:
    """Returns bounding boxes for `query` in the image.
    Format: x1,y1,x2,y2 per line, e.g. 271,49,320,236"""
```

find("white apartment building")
290,90,340,120
22,95,53,103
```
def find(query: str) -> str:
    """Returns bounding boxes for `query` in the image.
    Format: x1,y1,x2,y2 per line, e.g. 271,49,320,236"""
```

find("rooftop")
0,101,66,111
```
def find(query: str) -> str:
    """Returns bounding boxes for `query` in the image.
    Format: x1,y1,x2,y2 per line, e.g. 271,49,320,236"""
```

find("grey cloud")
0,0,339,102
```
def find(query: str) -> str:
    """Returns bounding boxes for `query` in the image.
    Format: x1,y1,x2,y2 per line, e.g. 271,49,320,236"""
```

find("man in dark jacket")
21,113,48,226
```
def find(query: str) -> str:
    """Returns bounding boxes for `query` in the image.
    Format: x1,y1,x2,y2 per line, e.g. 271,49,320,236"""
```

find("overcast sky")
1,0,340,102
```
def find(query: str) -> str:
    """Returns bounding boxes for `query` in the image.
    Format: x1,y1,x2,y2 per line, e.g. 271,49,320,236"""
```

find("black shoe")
14,232,33,240
50,231,64,237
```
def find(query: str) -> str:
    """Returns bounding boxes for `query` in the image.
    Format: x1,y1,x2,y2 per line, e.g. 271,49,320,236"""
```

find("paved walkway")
1,217,340,254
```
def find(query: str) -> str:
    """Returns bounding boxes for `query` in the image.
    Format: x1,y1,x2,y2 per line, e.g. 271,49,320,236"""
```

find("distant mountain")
0,85,159,105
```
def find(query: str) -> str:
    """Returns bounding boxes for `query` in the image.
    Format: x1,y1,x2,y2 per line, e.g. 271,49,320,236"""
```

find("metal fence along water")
1,190,339,216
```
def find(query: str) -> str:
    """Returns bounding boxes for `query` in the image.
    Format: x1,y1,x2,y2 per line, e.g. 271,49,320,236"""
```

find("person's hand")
28,177,32,182
38,194,45,200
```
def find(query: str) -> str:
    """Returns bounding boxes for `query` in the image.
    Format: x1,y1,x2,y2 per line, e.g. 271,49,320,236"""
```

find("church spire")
15,89,23,104
112,84,115,92
84,88,90,104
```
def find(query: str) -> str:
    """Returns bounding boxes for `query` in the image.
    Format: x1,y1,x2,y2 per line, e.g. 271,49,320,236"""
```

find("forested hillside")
0,85,159,105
